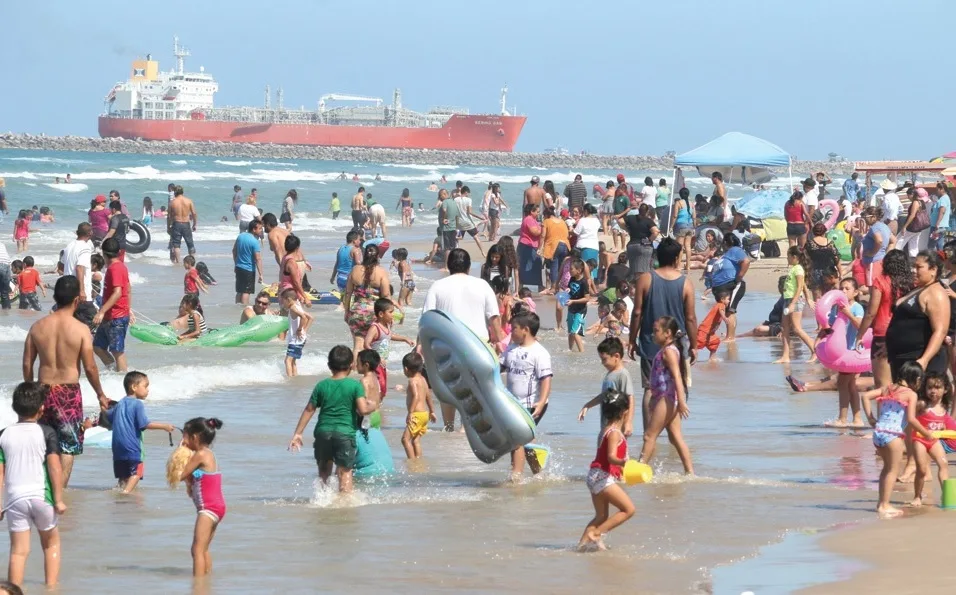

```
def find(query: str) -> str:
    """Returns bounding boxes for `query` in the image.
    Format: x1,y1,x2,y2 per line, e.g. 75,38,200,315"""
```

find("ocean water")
0,149,884,593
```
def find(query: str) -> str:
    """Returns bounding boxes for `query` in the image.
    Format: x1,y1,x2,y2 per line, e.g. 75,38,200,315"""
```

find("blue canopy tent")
666,132,792,234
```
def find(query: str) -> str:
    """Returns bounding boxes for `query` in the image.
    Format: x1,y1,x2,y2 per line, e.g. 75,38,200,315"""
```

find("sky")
1,0,952,159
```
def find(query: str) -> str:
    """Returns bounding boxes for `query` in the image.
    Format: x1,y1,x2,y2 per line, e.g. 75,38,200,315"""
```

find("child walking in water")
180,417,226,577
566,258,591,352
640,316,694,474
391,248,415,307
774,246,816,363
401,352,435,459
13,211,29,253
696,289,730,361
577,389,635,551
911,371,956,507
861,362,933,518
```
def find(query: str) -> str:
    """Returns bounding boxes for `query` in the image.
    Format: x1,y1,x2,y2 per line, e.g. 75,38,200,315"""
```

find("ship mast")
264,85,271,109
500,84,509,116
173,35,190,75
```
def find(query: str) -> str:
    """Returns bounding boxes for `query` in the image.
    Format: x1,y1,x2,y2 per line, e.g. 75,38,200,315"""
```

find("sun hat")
880,179,898,191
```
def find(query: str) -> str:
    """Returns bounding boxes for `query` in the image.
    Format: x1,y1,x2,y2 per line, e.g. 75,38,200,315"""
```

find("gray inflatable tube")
125,220,151,254
419,309,536,463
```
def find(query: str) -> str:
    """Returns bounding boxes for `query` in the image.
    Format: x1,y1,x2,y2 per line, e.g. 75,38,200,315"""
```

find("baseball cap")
94,194,107,203
530,175,540,184
616,173,626,183
560,208,569,218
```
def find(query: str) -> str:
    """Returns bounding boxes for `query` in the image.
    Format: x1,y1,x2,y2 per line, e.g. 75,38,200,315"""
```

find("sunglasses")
255,301,270,306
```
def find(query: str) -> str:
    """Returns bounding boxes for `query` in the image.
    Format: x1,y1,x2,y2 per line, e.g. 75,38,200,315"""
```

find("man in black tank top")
628,238,698,429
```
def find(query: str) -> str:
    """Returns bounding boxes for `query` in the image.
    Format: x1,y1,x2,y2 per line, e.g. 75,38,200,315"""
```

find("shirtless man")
524,175,546,216
22,275,110,487
168,185,198,263
351,187,368,233
240,290,280,323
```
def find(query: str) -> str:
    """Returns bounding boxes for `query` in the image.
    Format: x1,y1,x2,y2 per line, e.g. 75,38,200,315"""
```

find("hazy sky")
1,0,951,158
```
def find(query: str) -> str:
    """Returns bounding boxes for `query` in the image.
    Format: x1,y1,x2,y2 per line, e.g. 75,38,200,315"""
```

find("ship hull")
98,114,526,152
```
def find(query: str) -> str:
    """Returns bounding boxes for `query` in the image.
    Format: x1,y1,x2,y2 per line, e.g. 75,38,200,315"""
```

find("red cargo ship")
98,37,526,152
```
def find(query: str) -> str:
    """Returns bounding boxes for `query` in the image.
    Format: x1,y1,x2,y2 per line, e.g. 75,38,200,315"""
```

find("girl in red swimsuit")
577,389,634,551
911,371,956,507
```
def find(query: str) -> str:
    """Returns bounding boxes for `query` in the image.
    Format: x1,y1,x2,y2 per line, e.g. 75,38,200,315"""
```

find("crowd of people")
4,168,956,588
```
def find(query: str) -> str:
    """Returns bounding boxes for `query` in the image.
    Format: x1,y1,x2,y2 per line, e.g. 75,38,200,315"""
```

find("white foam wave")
168,159,188,165
0,325,28,342
128,272,147,285
0,171,38,180
3,157,90,165
380,163,460,171
215,160,252,167
44,183,89,192
24,183,36,187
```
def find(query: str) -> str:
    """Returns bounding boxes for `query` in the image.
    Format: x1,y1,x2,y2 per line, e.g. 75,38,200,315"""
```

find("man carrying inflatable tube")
421,248,505,431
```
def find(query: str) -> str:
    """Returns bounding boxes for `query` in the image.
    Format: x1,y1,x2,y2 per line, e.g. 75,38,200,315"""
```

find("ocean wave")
214,160,253,167
380,163,460,171
168,159,188,165
0,325,28,343
44,182,89,192
0,171,38,180
3,156,90,165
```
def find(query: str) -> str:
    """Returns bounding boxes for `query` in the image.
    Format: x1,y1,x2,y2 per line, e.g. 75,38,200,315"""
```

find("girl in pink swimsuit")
640,316,694,475
181,417,226,577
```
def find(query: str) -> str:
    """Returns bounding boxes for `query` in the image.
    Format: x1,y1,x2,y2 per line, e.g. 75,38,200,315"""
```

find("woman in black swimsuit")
886,250,950,381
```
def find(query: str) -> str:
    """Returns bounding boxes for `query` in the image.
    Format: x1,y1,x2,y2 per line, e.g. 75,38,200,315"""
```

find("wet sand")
801,510,956,593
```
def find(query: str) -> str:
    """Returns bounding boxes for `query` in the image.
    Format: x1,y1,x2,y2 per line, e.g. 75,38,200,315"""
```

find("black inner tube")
125,220,151,254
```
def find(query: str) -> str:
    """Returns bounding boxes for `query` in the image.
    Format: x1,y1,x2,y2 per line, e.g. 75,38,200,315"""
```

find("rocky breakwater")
0,133,854,175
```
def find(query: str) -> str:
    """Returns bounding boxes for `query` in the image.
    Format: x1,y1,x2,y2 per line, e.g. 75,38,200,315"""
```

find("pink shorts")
586,467,617,495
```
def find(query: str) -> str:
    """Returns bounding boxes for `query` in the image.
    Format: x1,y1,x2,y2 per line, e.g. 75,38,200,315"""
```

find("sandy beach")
802,510,956,593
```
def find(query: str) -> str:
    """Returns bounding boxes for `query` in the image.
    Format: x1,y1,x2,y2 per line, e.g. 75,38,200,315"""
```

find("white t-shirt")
0,422,58,510
422,273,498,342
501,341,553,408
0,242,9,265
456,196,476,230
804,187,820,207
642,185,656,204
881,192,901,221
287,302,307,346
61,238,94,299
481,190,492,215
574,216,601,250
238,203,260,223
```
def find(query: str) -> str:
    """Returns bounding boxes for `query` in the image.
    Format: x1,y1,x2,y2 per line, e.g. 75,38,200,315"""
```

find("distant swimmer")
375,174,382,181
338,171,348,181
55,177,62,184
65,174,72,183
352,173,360,182
440,175,447,183
427,183,439,192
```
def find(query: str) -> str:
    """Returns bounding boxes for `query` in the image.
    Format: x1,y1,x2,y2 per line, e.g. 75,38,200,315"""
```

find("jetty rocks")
0,133,854,175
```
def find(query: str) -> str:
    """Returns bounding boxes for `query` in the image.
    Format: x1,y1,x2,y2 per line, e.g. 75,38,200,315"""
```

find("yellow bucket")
623,460,653,485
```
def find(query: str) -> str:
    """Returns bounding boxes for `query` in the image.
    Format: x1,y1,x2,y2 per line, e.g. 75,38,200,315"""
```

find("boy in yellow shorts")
400,352,435,459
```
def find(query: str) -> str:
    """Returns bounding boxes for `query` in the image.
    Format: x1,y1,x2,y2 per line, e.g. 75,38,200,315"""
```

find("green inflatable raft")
130,315,289,347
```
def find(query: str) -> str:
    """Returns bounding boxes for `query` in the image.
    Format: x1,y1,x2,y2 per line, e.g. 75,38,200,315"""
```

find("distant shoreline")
0,132,855,175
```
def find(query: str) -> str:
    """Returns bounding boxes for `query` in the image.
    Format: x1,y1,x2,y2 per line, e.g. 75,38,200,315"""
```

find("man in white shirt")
802,178,820,222
879,179,901,234
60,223,97,330
422,248,504,430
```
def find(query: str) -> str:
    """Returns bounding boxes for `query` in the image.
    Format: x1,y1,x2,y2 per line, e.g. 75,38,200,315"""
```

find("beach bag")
907,200,930,233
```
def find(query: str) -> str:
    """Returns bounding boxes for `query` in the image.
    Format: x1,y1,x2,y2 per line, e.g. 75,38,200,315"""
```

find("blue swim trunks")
335,271,349,291
93,316,130,353
286,344,304,360
567,312,586,336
